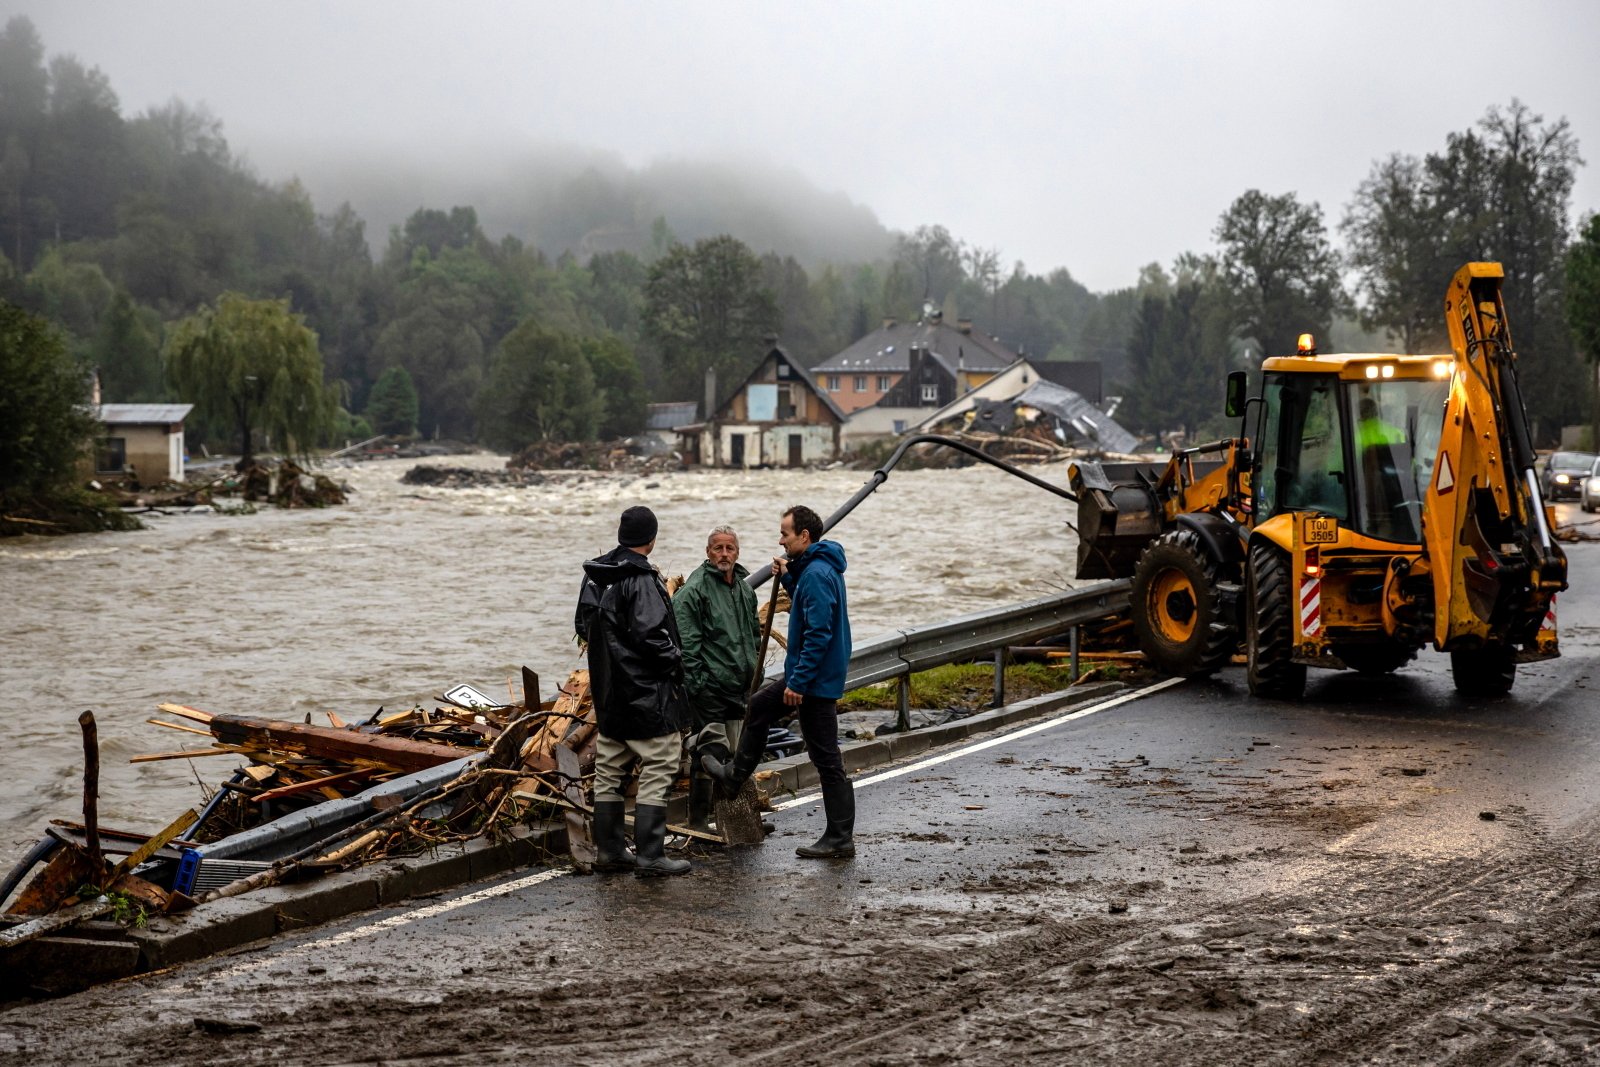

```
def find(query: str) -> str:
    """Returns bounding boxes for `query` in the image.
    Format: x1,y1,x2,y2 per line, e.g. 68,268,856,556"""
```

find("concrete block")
787,761,820,792
129,894,278,969
468,824,563,882
372,845,475,905
884,731,933,761
265,872,380,933
842,740,890,774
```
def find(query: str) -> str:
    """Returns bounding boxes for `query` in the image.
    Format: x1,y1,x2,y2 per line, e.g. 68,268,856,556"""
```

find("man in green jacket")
672,524,762,831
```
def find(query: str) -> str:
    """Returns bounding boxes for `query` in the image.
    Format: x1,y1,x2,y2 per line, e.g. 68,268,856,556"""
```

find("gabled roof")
715,344,847,423
812,318,1018,375
95,404,194,425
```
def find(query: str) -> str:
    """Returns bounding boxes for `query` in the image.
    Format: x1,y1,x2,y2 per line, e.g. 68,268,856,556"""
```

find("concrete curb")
120,681,1125,975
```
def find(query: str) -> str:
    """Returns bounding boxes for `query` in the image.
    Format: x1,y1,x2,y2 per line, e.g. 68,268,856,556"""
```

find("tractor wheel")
1337,645,1416,676
1246,542,1306,700
1130,528,1237,677
1451,644,1516,696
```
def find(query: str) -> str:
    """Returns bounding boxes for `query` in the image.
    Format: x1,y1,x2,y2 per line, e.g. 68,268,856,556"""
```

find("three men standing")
576,505,692,877
704,505,856,859
671,525,762,832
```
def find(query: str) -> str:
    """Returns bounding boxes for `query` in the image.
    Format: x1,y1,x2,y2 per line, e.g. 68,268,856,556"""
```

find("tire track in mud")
1252,809,1600,1066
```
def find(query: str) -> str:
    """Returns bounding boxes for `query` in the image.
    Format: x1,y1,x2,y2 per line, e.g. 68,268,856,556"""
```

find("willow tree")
166,292,333,466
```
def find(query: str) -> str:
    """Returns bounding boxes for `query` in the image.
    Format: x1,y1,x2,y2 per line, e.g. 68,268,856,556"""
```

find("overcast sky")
11,0,1600,291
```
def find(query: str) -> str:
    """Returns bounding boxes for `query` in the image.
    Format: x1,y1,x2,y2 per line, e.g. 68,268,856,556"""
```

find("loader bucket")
1069,461,1168,580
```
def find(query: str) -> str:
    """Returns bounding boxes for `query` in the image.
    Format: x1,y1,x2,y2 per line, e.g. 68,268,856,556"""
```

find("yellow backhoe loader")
1070,262,1566,697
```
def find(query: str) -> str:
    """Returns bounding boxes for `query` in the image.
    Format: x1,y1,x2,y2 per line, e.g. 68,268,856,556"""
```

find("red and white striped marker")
1300,577,1322,636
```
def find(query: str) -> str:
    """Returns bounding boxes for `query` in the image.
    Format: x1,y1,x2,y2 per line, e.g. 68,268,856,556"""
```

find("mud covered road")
4,539,1598,1064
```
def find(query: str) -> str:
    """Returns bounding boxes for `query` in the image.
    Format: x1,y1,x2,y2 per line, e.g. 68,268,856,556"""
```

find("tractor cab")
1248,347,1452,546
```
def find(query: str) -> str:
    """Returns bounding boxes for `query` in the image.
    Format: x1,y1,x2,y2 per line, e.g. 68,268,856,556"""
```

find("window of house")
97,436,127,473
920,384,939,403
778,384,797,419
853,375,866,392
827,375,840,392
877,375,891,391
777,363,791,378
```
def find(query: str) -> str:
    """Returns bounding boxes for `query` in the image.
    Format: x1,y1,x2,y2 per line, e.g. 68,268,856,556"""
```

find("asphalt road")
3,515,1598,1066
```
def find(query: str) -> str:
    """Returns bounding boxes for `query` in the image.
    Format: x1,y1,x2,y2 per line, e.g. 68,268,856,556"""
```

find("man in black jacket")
575,505,691,877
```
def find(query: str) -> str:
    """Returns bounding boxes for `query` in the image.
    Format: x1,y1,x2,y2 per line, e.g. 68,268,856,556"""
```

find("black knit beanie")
618,505,658,547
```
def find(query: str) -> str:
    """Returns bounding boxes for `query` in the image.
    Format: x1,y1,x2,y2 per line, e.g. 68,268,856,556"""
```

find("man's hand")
771,556,788,578
783,686,803,706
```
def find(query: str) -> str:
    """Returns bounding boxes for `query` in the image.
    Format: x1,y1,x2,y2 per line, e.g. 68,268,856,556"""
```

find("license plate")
1304,516,1339,544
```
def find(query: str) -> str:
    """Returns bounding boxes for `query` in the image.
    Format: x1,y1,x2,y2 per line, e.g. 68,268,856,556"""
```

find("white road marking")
774,676,1187,810
209,677,1184,975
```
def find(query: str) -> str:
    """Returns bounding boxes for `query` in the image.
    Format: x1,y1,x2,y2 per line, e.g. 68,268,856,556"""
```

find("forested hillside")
1,13,1594,459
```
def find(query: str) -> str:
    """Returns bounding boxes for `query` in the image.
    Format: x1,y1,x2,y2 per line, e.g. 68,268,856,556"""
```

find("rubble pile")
1,669,603,940
507,439,686,473
400,466,570,489
110,459,349,511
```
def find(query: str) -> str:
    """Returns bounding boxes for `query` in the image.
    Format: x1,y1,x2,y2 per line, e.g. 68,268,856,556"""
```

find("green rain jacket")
672,560,762,703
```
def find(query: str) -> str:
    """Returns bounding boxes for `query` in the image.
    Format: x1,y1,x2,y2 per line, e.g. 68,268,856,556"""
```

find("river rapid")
0,454,1083,868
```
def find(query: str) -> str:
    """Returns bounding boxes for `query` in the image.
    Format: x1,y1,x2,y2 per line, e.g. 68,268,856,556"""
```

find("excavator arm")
1423,262,1566,653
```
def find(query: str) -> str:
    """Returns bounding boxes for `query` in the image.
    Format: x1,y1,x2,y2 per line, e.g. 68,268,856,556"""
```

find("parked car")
1582,457,1600,513
1541,451,1596,501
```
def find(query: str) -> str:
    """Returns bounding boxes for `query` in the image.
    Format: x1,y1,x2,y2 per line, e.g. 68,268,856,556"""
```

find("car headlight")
1556,473,1571,484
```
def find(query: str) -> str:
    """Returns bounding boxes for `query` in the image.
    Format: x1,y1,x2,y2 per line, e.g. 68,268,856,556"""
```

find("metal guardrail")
760,579,1132,728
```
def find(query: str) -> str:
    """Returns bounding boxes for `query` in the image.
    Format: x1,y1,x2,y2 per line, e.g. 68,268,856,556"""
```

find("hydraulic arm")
1425,263,1566,654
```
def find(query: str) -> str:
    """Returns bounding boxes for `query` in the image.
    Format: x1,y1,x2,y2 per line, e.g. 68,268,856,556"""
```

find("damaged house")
683,341,845,468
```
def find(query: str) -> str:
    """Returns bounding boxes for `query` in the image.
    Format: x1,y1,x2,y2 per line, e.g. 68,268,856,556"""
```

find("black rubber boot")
701,743,760,800
686,768,716,834
796,779,855,859
634,803,691,877
591,799,635,873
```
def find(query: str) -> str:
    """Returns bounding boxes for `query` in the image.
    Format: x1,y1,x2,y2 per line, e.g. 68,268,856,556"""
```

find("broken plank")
107,809,198,882
0,899,117,949
667,823,725,844
4,843,101,917
128,748,237,763
155,703,214,724
203,714,464,775
251,769,375,803
145,718,213,737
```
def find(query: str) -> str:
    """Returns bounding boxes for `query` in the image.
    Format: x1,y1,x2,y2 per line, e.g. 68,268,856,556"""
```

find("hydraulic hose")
746,434,1078,587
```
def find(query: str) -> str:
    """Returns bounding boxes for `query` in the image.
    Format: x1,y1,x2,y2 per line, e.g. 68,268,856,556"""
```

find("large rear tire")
1451,644,1516,696
1246,542,1306,700
1130,528,1237,677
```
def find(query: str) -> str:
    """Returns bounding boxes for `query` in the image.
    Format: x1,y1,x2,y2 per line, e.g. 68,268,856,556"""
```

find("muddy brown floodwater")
0,455,1083,868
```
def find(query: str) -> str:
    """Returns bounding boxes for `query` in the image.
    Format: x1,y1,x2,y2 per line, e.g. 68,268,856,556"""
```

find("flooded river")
0,454,1083,867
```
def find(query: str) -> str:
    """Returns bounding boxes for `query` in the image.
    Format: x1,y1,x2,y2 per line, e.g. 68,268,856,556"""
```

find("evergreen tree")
0,299,95,500
364,365,420,436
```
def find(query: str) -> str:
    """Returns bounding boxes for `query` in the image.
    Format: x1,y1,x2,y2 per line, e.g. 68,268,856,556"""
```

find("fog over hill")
260,137,895,267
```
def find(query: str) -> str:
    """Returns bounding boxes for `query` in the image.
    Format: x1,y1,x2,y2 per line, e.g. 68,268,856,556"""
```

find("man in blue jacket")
704,504,856,859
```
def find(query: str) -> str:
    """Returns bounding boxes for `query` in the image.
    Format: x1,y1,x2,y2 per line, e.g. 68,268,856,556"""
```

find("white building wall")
842,406,926,441
759,424,835,466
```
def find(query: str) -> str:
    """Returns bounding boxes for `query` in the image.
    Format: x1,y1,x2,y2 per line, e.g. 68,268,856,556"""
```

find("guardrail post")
1070,625,1080,681
992,646,1007,708
896,673,911,733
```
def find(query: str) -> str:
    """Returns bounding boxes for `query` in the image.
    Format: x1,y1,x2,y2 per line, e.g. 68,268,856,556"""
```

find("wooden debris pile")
2,669,599,941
